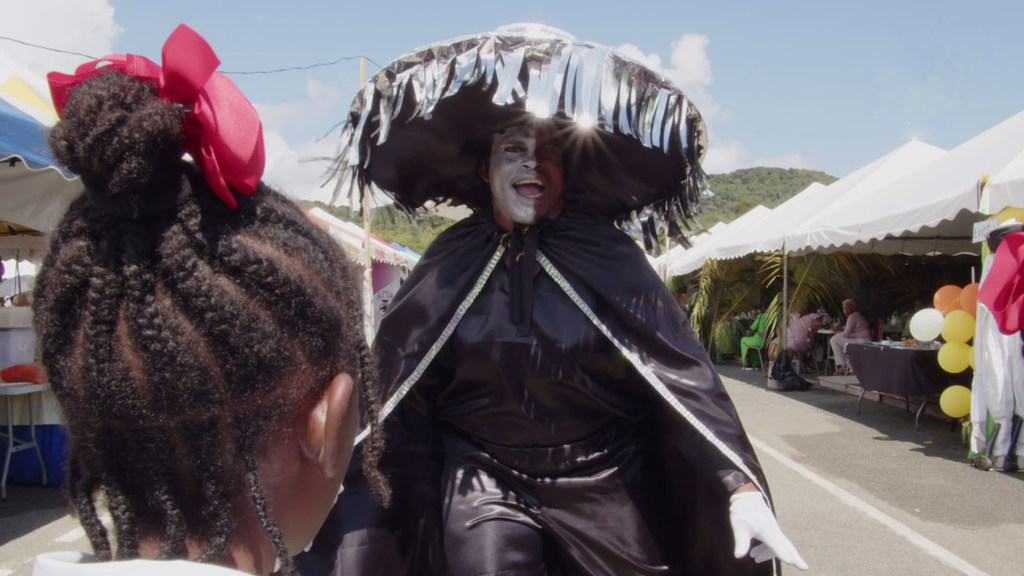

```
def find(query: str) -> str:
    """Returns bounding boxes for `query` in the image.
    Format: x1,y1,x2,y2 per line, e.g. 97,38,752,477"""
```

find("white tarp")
787,109,1024,256
711,139,947,261
982,148,1024,215
705,181,830,261
0,54,82,237
306,207,420,270
653,220,726,277
664,204,772,276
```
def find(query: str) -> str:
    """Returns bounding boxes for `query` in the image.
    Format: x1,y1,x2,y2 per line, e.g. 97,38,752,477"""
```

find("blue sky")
4,0,1024,202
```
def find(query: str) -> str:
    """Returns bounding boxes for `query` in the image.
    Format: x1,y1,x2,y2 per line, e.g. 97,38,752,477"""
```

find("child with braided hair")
31,25,388,576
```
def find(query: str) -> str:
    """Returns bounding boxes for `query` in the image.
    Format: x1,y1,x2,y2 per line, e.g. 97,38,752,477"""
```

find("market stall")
305,207,420,333
0,56,82,489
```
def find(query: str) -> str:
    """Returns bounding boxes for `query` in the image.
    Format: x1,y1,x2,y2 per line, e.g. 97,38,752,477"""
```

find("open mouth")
514,177,544,199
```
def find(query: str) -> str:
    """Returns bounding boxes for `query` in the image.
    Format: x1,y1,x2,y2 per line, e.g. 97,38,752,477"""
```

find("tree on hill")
696,167,838,229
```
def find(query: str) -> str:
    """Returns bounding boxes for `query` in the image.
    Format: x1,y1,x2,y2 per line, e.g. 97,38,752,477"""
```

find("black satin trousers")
440,423,682,576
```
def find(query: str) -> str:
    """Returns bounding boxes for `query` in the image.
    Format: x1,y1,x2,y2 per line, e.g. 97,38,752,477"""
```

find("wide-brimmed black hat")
332,23,709,225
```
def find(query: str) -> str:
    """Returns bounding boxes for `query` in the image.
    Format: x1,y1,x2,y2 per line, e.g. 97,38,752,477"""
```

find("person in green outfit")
741,310,769,370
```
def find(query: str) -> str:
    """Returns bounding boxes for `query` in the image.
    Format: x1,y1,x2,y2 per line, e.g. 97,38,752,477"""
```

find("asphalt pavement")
1,363,1022,575
718,362,1024,576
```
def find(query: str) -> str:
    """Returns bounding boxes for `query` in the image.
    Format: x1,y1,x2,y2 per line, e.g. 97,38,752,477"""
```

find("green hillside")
301,166,838,253
695,167,838,229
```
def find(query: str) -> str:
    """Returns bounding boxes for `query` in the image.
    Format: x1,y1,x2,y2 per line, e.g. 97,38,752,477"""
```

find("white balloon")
909,308,944,341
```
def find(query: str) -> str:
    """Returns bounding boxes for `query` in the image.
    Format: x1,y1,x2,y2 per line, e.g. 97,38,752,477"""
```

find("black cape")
299,211,780,576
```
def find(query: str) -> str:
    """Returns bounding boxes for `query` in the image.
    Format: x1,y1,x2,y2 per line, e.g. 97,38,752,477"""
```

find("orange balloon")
933,285,963,316
959,282,980,316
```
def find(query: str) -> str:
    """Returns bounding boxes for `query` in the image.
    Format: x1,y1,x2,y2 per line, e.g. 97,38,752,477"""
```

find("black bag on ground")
769,350,812,392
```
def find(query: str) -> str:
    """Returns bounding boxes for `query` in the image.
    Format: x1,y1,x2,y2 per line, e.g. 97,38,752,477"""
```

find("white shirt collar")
33,551,251,575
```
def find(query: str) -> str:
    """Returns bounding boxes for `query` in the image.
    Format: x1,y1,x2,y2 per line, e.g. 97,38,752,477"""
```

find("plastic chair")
748,342,767,372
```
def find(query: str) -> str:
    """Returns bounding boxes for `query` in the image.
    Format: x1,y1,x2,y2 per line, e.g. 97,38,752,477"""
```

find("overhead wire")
0,35,382,75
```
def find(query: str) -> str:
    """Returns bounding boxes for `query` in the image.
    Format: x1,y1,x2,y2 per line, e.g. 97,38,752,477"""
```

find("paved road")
2,364,1022,575
720,363,1023,576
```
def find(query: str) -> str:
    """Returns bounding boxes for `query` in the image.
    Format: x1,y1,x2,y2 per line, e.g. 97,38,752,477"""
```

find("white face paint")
485,123,564,230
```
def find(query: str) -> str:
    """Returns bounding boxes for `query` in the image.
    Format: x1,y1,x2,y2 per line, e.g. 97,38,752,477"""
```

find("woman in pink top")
832,299,872,375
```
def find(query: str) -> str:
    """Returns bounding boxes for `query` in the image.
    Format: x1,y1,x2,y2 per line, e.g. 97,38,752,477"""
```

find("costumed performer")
302,23,806,576
32,25,388,576
971,221,1024,471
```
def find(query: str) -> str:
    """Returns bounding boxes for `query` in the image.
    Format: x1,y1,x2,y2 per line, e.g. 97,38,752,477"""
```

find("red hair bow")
47,24,264,209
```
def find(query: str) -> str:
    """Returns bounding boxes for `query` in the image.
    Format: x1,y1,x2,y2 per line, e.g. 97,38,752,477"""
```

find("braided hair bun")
34,67,389,571
48,71,185,219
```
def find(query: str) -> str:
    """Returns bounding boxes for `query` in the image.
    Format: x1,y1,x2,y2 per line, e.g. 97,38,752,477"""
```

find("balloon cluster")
908,283,978,419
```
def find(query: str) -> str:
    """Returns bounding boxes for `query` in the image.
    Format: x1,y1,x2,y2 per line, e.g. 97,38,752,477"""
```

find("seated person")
32,27,388,575
832,299,872,375
768,312,825,366
740,310,768,370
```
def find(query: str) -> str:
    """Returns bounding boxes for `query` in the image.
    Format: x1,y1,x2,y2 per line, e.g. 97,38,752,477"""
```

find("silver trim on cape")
533,251,770,503
354,244,507,446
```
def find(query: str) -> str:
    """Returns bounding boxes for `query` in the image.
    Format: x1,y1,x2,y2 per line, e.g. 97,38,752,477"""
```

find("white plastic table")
1,382,49,500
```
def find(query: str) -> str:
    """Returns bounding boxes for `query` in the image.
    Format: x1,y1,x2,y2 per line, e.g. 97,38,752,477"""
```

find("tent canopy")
0,55,81,241
306,207,420,270
664,204,772,276
982,148,1024,216
787,110,1024,256
711,139,947,260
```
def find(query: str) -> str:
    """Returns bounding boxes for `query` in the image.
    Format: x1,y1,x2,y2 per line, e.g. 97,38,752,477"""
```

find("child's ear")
302,372,355,477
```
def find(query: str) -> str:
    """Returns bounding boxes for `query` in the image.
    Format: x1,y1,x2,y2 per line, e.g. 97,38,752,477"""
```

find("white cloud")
256,78,344,135
0,0,119,77
615,34,827,175
702,140,747,174
617,33,720,122
257,78,350,203
0,0,351,206
263,130,343,203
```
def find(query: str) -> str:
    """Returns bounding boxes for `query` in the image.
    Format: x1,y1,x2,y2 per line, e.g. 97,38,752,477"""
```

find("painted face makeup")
485,123,565,230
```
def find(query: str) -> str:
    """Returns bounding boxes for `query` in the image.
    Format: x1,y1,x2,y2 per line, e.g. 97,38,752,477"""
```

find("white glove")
729,491,808,570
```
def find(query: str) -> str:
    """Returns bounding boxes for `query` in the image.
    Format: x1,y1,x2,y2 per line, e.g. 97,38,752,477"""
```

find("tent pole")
781,244,788,355
360,56,375,340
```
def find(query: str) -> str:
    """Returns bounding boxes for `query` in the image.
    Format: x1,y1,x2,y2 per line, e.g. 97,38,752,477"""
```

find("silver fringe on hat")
331,23,709,241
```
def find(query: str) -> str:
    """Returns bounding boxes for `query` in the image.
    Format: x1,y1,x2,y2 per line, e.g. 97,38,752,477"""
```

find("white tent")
0,54,82,252
654,220,726,277
981,148,1024,215
664,205,772,276
666,140,947,346
704,181,829,261
305,207,420,337
786,109,1024,256
711,140,946,261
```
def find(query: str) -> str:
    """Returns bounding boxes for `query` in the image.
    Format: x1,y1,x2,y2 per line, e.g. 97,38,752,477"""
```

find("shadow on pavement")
714,361,1024,485
716,361,1024,531
0,484,69,546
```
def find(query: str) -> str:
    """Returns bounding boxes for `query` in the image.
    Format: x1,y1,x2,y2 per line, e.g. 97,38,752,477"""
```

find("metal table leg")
1,386,48,501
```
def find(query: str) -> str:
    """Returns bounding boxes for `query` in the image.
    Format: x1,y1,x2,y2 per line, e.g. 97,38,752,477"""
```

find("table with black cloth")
846,342,972,429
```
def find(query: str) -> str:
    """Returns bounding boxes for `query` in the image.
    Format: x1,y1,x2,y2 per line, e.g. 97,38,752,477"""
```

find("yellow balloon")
938,342,971,373
939,385,971,419
941,310,975,344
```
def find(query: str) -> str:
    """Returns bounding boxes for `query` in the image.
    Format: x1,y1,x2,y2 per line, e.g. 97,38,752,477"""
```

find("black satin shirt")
420,262,646,447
